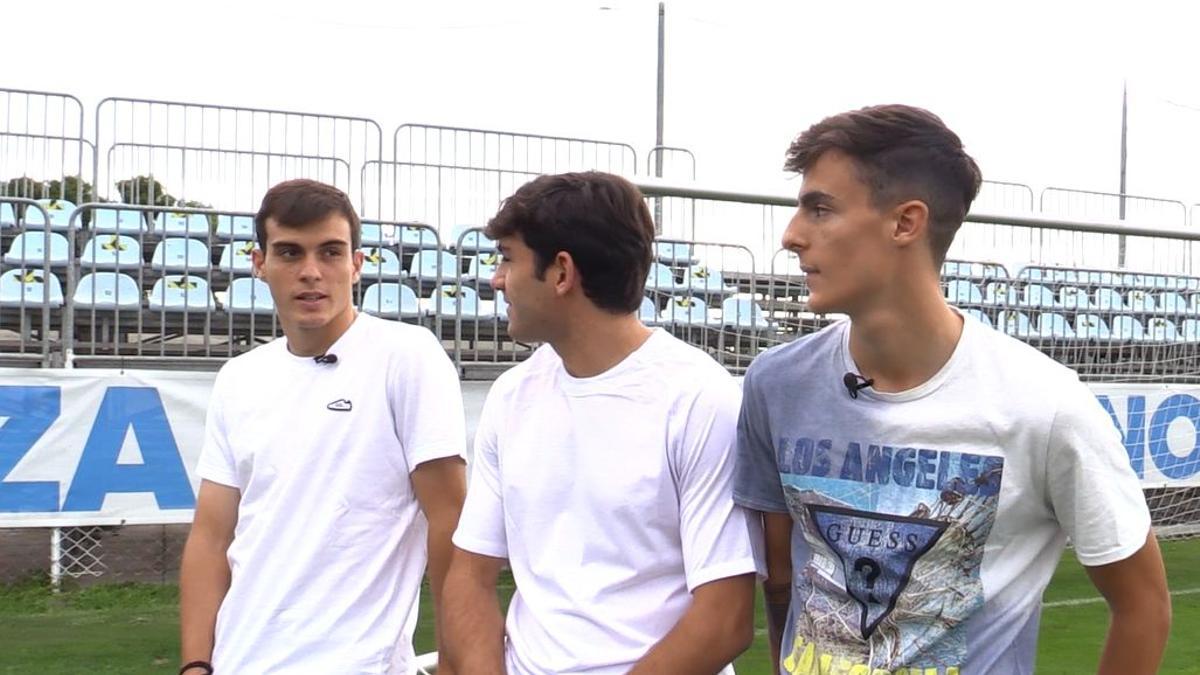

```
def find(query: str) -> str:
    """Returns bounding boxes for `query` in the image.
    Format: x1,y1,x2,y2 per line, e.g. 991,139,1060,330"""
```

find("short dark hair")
785,104,982,265
485,172,654,313
255,179,360,250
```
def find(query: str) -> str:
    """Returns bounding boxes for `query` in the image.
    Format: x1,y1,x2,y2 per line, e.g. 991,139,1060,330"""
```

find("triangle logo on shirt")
807,504,948,639
326,399,353,412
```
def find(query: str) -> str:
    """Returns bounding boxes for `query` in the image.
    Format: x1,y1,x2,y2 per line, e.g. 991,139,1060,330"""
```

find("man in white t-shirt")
734,105,1172,674
179,179,467,675
442,172,761,674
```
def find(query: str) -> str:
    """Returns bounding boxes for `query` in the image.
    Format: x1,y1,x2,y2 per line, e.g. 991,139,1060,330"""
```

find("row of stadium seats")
2,235,740,298
945,280,1200,313
943,260,1200,292
965,308,1194,342
0,268,774,334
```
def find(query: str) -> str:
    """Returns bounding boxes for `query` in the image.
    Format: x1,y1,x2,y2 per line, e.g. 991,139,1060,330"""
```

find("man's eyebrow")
799,191,835,208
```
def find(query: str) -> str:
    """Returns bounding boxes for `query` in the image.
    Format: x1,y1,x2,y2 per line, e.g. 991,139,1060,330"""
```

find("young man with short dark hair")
179,179,467,674
735,105,1170,674
443,171,760,675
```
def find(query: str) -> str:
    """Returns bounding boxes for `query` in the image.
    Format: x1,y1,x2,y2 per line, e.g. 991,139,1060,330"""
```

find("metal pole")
50,527,62,592
1118,80,1128,268
654,2,666,234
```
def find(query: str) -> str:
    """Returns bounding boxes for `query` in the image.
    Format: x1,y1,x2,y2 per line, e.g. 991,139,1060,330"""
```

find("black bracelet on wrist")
179,661,213,675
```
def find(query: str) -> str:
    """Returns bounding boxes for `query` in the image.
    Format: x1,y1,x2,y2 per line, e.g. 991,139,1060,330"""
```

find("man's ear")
551,251,577,297
892,199,930,250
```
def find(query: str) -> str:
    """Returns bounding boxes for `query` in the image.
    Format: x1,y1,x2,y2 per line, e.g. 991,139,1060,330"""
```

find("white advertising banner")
0,370,1196,527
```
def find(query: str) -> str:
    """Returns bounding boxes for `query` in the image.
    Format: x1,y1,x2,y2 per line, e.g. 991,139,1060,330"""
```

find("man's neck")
847,285,963,394
551,311,653,379
285,309,358,358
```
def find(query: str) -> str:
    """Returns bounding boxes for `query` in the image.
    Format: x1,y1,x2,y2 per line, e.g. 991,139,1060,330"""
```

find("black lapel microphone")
314,354,339,365
842,372,874,399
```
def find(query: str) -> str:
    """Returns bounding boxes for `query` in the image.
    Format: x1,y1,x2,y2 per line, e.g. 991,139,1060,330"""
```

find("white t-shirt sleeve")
195,368,240,489
675,377,764,590
391,329,467,470
1046,377,1152,567
452,386,508,558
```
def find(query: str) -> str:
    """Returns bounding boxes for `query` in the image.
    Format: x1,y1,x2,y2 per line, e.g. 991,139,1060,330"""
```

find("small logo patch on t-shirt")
326,399,353,412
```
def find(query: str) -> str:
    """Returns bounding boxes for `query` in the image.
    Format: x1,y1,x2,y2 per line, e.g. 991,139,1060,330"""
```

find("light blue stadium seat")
659,295,708,326
654,241,696,266
720,296,770,332
638,296,660,326
73,272,141,310
1095,288,1126,311
152,238,211,272
646,262,684,294
997,310,1032,337
1182,319,1200,342
24,199,77,231
432,284,482,318
90,208,147,234
360,223,391,246
155,212,211,238
1020,284,1056,308
984,281,1017,305
80,234,142,270
1017,266,1045,282
464,252,499,288
215,215,255,242
3,231,71,266
1126,289,1157,313
400,225,441,250
945,279,983,304
1146,317,1178,342
1185,278,1200,292
1058,286,1092,310
1109,315,1145,341
1081,270,1116,286
451,224,495,253
225,277,275,315
941,261,979,278
147,275,216,312
0,269,64,308
684,266,736,296
1191,294,1200,316
1159,292,1189,316
963,308,992,328
361,282,424,319
1036,312,1074,339
360,247,404,280
1074,314,1111,340
218,241,256,274
1150,276,1172,290
0,203,15,229
408,250,459,282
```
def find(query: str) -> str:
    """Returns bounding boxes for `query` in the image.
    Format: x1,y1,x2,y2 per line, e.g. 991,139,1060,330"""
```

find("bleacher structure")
1,87,1198,593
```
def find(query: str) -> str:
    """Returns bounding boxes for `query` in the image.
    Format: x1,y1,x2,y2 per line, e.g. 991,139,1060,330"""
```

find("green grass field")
0,539,1196,674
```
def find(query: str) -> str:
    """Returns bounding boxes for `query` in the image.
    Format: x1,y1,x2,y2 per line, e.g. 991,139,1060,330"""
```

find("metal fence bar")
393,123,639,176
95,97,382,206
105,142,352,211
645,145,697,180
1039,186,1188,228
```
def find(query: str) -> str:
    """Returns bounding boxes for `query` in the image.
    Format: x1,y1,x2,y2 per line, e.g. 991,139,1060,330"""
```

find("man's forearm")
1097,605,1170,675
442,566,506,675
631,575,756,675
178,535,232,665
764,581,791,671
426,516,459,669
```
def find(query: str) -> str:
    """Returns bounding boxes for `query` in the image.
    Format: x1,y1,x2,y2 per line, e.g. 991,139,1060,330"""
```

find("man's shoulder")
745,320,844,386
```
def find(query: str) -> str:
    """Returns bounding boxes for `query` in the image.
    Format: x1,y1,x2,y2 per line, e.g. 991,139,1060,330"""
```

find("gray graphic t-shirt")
733,314,1150,675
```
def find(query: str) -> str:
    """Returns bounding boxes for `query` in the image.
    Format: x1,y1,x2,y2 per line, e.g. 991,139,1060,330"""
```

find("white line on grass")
1043,587,1200,608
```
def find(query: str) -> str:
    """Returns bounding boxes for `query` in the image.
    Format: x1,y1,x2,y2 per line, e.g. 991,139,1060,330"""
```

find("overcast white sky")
5,0,1200,204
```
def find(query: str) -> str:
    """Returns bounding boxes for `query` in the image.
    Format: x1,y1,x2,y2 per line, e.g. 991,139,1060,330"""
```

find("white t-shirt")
196,313,466,674
734,309,1151,675
453,329,761,675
